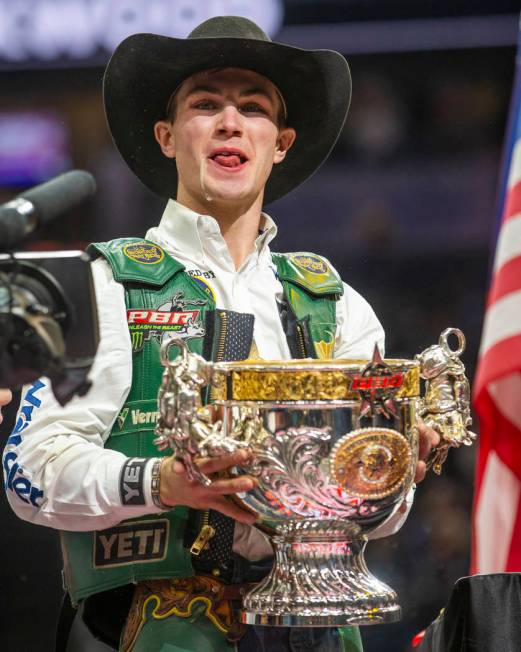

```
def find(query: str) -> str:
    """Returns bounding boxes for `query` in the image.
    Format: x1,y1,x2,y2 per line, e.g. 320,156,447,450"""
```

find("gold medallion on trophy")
331,428,412,500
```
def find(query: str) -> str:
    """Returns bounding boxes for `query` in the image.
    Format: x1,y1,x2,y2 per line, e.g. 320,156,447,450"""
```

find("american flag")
472,17,521,574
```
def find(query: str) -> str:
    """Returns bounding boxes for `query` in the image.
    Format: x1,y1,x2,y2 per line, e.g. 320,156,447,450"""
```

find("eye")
241,102,268,115
193,99,217,110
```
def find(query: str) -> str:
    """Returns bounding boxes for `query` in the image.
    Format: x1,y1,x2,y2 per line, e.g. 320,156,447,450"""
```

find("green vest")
61,239,343,604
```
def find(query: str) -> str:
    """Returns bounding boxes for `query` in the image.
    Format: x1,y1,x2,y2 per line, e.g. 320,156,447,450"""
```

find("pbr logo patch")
291,254,329,275
123,242,164,265
128,292,206,353
93,519,169,568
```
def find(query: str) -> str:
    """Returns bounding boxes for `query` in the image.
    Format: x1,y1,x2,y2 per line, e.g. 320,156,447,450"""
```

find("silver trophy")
154,328,475,627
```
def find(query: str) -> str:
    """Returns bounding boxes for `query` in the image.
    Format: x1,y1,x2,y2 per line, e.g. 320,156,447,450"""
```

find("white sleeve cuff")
116,456,169,514
368,485,416,540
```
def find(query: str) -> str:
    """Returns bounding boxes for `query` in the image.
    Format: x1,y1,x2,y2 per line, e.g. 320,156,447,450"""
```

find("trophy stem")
241,534,401,627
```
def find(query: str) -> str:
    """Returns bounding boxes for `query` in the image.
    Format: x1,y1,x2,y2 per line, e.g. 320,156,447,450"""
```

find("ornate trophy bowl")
155,329,475,627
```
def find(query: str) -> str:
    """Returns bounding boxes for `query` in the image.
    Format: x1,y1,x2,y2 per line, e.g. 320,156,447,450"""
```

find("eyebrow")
185,85,274,103
185,84,220,97
240,87,274,102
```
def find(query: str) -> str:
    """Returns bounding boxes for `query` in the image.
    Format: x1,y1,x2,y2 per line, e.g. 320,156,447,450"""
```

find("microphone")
0,170,97,250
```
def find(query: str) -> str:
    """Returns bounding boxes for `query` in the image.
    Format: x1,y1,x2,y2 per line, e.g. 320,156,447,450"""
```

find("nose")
215,104,243,137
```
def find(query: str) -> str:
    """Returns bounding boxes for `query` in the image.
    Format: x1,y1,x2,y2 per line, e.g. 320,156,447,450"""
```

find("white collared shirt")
3,200,407,553
146,200,385,360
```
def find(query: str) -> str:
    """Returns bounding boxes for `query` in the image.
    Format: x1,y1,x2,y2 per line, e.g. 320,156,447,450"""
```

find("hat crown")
188,15,271,42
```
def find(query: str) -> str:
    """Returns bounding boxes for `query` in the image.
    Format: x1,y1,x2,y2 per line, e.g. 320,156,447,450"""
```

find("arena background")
0,1,519,650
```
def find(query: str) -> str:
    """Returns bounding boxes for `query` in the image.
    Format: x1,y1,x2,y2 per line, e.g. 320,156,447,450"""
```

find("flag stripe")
488,372,521,431
487,252,521,306
475,333,521,395
474,450,521,573
474,388,521,484
472,12,521,576
507,498,521,568
507,135,521,189
479,289,521,356
491,212,521,275
504,179,521,222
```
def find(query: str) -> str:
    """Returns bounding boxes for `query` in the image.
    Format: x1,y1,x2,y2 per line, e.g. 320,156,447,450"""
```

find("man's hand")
160,449,258,524
0,389,12,425
415,419,440,483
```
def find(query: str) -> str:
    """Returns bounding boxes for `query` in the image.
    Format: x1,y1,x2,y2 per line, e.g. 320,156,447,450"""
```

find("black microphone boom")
0,170,97,250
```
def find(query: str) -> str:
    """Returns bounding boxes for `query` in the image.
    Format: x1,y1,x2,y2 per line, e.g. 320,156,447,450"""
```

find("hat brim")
103,33,351,205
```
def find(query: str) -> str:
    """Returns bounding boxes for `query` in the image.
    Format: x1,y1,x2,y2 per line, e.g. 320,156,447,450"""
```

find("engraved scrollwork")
248,427,372,519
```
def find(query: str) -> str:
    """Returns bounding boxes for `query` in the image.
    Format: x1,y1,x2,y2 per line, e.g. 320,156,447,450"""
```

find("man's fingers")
209,496,258,525
415,460,427,484
172,459,186,475
0,389,12,407
0,388,11,424
415,421,440,483
418,420,440,461
167,454,257,493
208,475,257,495
169,449,251,477
198,449,251,474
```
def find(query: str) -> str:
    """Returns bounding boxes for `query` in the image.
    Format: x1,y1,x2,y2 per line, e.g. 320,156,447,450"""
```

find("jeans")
232,555,344,652
239,626,342,652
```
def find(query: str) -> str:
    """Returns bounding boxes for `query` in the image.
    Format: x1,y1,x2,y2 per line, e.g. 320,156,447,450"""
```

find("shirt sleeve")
334,282,385,359
2,257,162,531
333,280,413,537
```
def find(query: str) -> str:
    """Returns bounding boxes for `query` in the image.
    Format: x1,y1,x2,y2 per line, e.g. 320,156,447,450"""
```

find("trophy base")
240,535,401,627
241,609,401,627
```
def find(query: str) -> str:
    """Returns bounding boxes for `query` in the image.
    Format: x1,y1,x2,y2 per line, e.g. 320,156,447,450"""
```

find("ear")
273,127,296,165
154,120,176,159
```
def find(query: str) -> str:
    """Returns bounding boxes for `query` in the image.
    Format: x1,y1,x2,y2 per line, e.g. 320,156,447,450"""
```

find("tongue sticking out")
213,154,243,168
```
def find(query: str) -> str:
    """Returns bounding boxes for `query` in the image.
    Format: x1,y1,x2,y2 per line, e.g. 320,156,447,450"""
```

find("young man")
3,16,438,652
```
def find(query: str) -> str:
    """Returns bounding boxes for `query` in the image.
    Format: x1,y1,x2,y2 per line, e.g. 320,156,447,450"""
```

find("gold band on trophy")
211,359,420,402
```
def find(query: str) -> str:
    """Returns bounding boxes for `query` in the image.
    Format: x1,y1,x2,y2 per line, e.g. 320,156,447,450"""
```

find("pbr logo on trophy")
154,326,476,627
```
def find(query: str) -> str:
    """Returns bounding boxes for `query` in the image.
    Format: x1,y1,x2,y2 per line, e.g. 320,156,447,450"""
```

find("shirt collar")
148,199,278,268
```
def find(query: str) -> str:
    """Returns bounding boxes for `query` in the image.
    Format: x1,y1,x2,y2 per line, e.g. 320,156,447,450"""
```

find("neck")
176,191,265,269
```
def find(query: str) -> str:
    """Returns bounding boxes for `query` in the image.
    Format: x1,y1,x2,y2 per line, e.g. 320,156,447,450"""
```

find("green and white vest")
61,238,343,603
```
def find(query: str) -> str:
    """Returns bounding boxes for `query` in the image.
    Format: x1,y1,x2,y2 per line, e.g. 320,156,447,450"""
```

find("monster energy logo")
131,331,144,352
117,407,129,429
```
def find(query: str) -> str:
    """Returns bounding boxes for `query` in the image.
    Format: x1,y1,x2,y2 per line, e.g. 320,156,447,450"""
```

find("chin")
202,182,258,205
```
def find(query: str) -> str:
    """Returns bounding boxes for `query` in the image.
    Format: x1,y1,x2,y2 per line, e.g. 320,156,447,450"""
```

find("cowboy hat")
103,15,351,204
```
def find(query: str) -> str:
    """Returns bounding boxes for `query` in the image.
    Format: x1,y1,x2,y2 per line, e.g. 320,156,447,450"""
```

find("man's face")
154,68,296,210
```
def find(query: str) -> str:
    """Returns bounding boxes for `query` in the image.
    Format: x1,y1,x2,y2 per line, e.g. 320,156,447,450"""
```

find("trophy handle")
416,328,477,475
439,327,466,357
154,337,250,486
154,337,214,486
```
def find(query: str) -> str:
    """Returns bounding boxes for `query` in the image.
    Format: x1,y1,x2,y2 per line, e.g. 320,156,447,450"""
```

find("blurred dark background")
0,1,519,650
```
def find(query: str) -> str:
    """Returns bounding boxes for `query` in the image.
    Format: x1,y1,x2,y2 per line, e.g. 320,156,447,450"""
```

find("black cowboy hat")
103,16,351,205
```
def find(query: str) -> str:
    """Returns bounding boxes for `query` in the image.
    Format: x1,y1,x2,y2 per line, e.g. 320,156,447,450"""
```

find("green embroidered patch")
291,253,329,274
123,242,165,265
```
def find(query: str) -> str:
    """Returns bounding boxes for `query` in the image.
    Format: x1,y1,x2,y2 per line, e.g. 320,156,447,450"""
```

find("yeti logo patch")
93,519,169,567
